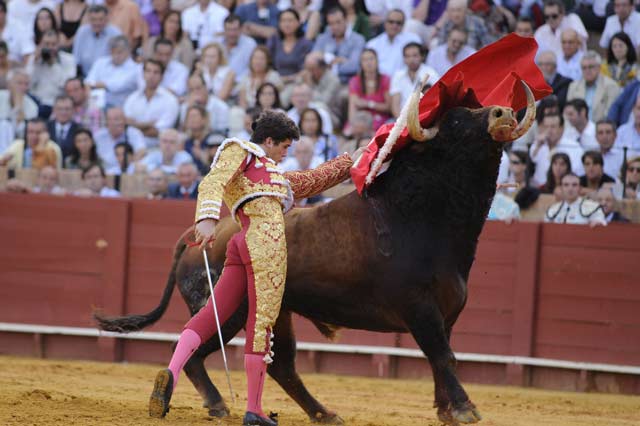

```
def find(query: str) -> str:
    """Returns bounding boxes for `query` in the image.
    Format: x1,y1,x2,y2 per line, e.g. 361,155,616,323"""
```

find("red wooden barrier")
1,193,639,393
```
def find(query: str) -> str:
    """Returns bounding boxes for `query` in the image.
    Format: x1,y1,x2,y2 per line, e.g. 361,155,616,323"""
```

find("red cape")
351,34,552,193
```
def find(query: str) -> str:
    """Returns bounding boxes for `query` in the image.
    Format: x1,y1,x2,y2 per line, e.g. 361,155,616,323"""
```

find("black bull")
95,99,534,425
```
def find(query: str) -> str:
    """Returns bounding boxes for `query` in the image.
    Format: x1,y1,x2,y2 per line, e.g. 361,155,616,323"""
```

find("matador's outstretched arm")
285,153,353,200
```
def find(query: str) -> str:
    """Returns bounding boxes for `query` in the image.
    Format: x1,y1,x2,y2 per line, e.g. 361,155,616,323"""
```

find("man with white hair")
432,0,493,50
537,50,573,110
596,187,630,223
426,28,475,77
556,28,583,81
287,83,333,135
280,136,323,172
567,50,620,122
140,128,193,175
0,69,38,140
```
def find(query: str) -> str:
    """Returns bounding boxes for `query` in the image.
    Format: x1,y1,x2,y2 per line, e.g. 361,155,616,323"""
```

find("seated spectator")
85,35,139,107
5,164,66,194
595,119,624,178
8,0,56,31
235,0,278,44
180,72,229,134
544,172,606,226
537,50,572,111
556,29,583,82
237,45,283,109
0,69,39,138
140,37,189,97
279,135,324,205
298,107,337,161
601,32,638,88
298,51,340,115
183,104,214,174
567,51,620,122
0,118,62,171
539,152,572,199
1,1,36,66
64,128,100,170
366,9,420,77
95,107,146,171
599,0,640,50
287,83,333,135
562,99,598,150
504,150,537,191
433,0,494,50
426,28,476,78
64,77,104,134
348,48,391,132
104,0,144,48
530,113,584,185
514,16,535,38
255,82,283,111
145,167,169,199
107,141,135,175
75,163,120,197
181,0,229,50
123,59,179,148
487,192,521,223
33,7,58,46
607,77,640,127
613,156,640,199
339,109,372,152
390,42,439,118
27,29,77,112
233,105,260,141
339,0,372,41
211,14,256,84
313,6,365,84
47,95,79,160
613,94,640,156
140,128,192,174
574,0,608,33
267,9,312,86
143,0,169,38
143,10,194,69
0,41,10,89
54,0,88,51
534,0,587,55
167,161,199,199
197,42,234,101
580,150,615,196
596,187,630,223
72,5,122,76
471,0,516,44
291,0,321,40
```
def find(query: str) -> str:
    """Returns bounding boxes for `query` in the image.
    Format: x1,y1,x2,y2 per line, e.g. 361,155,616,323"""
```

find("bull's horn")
407,74,438,142
509,81,535,140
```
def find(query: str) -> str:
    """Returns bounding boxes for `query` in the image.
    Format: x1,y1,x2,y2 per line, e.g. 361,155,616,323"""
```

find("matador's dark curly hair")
250,109,300,145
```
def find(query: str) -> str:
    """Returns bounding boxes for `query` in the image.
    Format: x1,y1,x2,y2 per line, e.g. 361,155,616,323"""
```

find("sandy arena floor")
0,356,638,426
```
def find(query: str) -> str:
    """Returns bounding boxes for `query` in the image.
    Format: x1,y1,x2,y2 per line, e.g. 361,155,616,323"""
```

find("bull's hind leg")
406,302,482,426
267,311,343,425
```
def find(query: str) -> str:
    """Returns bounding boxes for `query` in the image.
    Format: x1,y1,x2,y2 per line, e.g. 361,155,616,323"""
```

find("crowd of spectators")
0,0,638,220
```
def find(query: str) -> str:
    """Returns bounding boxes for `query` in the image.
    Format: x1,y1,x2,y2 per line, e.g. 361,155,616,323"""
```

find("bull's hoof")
208,403,230,418
451,401,482,424
311,411,344,424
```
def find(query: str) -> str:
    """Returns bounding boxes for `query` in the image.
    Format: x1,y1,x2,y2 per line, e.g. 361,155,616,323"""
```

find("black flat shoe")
149,369,173,418
242,411,278,426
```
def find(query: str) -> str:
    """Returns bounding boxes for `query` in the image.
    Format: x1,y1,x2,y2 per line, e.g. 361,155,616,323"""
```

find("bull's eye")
493,109,502,118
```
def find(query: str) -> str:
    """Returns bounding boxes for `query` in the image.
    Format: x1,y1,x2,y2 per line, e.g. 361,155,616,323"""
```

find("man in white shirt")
72,5,122,76
390,42,439,118
365,9,421,77
140,128,193,175
599,0,640,49
556,28,583,81
562,98,598,150
614,94,640,157
0,1,34,65
95,107,146,171
544,173,606,225
530,113,585,185
27,30,77,109
76,163,121,197
85,35,139,107
211,14,256,83
534,0,587,55
595,119,624,179
426,28,475,77
181,0,229,49
138,38,189,97
123,59,179,148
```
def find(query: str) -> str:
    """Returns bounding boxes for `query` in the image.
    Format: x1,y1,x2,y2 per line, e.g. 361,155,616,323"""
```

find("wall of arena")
1,193,639,395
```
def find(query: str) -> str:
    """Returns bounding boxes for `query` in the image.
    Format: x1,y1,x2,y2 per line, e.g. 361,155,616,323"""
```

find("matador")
149,110,356,426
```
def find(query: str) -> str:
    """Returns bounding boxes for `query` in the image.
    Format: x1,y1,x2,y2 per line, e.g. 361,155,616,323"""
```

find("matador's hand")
195,219,218,251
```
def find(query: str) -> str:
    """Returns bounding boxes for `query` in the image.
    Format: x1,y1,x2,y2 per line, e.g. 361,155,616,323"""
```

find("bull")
95,80,536,425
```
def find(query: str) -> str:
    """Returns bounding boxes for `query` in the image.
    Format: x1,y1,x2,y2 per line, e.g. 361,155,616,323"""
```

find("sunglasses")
581,64,599,70
629,167,640,173
544,13,559,20
386,19,404,26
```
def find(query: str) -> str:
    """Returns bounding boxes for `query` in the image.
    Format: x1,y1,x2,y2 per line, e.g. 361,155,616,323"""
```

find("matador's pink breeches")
185,198,287,358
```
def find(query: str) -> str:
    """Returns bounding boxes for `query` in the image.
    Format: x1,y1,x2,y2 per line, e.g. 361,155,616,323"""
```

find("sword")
202,248,235,404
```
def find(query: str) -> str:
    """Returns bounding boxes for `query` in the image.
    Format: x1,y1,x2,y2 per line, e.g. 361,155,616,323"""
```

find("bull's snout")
488,107,518,142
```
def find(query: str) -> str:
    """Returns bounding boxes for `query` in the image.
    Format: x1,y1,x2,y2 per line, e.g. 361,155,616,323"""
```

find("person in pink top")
347,48,391,133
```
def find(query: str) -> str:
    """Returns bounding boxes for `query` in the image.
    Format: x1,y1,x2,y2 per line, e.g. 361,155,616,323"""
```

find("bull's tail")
93,226,192,333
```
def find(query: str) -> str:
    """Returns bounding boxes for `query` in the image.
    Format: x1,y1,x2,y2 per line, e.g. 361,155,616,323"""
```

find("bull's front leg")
267,311,343,424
